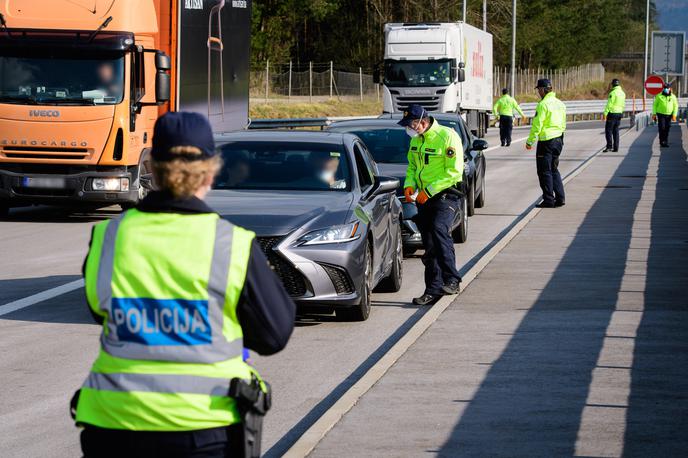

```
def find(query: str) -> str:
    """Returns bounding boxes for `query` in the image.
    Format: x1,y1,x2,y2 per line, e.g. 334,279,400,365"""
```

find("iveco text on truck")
0,0,251,216
379,22,493,137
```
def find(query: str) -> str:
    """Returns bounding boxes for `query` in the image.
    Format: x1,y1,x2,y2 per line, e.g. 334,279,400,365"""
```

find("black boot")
412,293,441,306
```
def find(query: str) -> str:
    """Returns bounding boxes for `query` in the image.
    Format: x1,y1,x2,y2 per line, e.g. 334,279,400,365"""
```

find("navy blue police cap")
151,112,216,162
535,78,552,89
398,104,428,127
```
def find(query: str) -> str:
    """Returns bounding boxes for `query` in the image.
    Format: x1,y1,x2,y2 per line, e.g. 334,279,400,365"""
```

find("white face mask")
405,126,420,138
318,170,335,183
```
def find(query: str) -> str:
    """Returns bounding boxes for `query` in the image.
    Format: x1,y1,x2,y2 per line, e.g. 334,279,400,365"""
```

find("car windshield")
333,127,410,164
384,59,452,87
0,50,125,105
215,141,351,191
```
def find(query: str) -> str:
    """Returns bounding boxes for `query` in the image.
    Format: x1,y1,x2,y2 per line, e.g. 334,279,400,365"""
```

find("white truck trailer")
379,22,493,137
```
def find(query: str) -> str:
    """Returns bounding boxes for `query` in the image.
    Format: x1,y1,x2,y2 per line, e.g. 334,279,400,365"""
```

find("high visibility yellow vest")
75,209,256,431
404,118,464,197
652,93,678,117
493,94,525,117
604,86,626,115
527,92,567,146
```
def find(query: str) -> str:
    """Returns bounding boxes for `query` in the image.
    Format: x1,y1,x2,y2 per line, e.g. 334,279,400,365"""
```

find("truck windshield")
0,51,125,105
384,59,452,87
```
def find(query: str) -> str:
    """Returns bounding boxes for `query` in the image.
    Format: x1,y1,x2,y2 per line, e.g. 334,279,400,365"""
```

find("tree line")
251,0,655,70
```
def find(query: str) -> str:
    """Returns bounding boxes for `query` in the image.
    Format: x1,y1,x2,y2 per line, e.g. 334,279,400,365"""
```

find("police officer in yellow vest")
526,79,567,208
400,104,464,306
603,78,626,152
493,88,526,146
652,82,679,147
73,112,296,457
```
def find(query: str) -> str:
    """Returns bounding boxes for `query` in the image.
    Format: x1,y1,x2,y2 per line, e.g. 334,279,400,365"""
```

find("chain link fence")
250,62,378,102
250,61,606,103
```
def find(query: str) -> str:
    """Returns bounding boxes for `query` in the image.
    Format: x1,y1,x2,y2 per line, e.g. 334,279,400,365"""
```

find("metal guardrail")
248,98,688,130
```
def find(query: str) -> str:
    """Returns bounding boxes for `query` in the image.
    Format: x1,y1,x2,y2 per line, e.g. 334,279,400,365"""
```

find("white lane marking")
284,126,640,457
0,279,84,317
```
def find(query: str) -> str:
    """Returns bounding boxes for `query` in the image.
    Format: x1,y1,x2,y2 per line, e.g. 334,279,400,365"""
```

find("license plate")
22,177,67,189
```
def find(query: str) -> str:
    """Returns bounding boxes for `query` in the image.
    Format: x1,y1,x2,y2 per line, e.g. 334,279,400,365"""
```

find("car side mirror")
472,138,488,150
373,175,400,196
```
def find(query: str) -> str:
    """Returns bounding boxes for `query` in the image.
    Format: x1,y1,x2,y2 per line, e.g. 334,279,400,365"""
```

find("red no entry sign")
644,75,664,96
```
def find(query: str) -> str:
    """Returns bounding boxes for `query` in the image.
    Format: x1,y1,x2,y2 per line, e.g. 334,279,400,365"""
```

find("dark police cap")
398,104,428,127
535,78,552,89
611,78,620,86
664,82,672,89
151,112,216,162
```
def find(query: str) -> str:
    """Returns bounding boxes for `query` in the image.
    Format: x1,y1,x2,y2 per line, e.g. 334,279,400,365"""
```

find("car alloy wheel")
337,242,373,321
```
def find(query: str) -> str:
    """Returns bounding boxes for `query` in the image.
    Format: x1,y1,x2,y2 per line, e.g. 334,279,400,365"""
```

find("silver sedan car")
208,131,403,321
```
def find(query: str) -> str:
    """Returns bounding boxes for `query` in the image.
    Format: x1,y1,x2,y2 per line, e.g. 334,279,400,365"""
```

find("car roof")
214,130,355,145
380,112,462,121
328,118,402,129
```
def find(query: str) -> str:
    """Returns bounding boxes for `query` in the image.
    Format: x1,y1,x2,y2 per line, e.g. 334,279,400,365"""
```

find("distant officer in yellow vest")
603,78,626,152
652,82,679,147
493,88,525,146
72,112,296,457
526,79,567,208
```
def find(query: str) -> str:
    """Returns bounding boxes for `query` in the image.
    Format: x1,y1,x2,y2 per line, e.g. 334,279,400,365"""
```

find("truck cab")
379,22,493,137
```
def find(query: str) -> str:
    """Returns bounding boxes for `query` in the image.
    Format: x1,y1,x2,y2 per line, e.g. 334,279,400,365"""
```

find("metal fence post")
359,67,363,102
309,61,313,103
330,61,334,99
265,59,269,103
288,61,292,101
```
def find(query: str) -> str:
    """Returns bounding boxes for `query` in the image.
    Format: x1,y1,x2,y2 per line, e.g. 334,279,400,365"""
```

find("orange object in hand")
416,190,429,205
403,187,415,203
672,116,677,122
525,143,533,150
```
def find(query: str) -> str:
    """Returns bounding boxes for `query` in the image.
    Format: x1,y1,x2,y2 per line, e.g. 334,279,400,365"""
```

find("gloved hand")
603,116,607,121
652,115,657,122
672,116,677,122
416,190,429,205
403,187,415,203
525,143,533,151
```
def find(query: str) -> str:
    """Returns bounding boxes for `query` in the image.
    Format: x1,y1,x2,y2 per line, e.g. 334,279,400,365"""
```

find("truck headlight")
299,222,360,246
92,177,130,191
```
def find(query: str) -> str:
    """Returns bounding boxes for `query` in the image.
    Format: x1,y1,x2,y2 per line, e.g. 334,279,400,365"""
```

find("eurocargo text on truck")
0,0,251,216
377,22,493,137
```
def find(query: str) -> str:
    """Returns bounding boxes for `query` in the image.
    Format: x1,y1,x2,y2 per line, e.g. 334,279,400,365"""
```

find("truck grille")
1,146,91,161
319,263,355,295
394,96,441,112
256,236,309,297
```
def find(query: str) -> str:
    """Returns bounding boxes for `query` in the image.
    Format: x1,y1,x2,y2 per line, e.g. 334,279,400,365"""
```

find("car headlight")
299,222,360,246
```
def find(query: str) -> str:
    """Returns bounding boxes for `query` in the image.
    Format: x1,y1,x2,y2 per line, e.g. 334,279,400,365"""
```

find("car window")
353,143,374,190
359,142,380,176
215,141,350,191
332,127,409,164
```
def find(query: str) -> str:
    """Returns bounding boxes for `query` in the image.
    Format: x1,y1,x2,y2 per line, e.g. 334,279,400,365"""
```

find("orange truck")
0,0,251,216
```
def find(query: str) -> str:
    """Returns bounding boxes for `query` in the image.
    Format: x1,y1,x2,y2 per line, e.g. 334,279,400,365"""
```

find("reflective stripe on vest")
84,371,232,397
96,214,243,363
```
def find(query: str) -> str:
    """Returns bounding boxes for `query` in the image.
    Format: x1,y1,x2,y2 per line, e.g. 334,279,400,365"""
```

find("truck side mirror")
455,62,466,83
155,52,171,103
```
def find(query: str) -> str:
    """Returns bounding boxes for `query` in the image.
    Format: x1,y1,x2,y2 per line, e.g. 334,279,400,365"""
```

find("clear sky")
655,0,688,35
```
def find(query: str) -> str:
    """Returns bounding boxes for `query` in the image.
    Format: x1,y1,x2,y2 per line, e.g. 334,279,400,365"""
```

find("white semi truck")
379,22,493,137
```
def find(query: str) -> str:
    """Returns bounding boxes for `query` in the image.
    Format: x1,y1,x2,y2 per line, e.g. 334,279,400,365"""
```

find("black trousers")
657,114,672,145
81,424,243,458
605,113,622,150
415,192,462,295
499,115,513,145
536,136,565,206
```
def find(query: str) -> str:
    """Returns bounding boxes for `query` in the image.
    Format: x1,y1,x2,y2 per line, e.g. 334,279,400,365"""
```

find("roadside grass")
249,99,382,119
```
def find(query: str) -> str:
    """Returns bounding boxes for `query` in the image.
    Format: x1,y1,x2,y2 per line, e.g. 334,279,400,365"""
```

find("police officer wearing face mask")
652,82,679,147
400,104,464,306
72,112,296,458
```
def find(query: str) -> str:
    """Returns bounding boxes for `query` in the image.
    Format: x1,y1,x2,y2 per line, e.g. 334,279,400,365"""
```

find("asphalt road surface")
0,120,620,457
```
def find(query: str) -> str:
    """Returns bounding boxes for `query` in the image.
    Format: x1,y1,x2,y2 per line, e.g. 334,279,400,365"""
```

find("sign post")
651,31,686,84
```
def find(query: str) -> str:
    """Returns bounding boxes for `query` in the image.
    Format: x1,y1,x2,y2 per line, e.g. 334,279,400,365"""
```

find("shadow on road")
437,127,658,456
1,205,117,223
623,127,688,456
